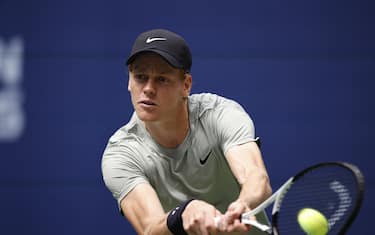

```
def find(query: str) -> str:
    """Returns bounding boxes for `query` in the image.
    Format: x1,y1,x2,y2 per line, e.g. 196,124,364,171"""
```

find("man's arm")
227,141,272,208
121,183,171,235
121,183,224,235
223,141,272,231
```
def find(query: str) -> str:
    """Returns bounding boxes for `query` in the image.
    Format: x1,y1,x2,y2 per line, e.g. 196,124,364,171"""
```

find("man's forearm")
238,167,272,209
142,215,172,235
226,142,272,210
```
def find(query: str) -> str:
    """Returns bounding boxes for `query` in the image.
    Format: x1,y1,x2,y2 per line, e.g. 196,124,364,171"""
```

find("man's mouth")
139,100,156,106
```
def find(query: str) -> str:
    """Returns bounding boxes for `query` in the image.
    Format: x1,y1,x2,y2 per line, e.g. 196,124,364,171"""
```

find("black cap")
126,29,192,72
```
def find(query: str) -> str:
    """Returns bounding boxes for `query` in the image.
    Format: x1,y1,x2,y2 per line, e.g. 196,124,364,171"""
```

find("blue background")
0,0,373,234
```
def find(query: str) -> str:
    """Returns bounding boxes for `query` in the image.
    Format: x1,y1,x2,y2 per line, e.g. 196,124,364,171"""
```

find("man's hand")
220,200,252,234
181,200,222,235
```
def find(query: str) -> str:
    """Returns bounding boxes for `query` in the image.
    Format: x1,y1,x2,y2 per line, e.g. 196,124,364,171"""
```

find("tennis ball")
297,208,329,235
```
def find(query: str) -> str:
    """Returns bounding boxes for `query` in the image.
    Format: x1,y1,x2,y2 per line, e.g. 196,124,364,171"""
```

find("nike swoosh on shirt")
200,150,212,165
145,37,167,43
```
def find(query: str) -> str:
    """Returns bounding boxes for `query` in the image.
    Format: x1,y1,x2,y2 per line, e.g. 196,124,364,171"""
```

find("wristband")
167,199,194,235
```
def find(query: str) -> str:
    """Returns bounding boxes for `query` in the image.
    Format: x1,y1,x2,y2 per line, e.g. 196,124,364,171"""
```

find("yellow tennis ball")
297,208,329,235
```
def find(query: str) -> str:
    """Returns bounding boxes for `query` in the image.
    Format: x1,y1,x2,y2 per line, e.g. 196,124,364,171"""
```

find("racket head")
271,162,364,235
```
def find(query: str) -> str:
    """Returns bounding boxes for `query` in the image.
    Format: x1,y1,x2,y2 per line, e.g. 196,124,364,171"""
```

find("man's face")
128,53,192,123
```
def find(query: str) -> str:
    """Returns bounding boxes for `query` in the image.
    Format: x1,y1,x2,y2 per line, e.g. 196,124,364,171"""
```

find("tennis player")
102,29,272,235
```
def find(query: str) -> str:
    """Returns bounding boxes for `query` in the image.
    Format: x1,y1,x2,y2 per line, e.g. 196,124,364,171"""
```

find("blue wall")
0,0,373,234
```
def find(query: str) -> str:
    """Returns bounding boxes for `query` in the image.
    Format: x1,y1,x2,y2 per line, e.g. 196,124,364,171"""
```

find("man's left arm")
223,141,272,232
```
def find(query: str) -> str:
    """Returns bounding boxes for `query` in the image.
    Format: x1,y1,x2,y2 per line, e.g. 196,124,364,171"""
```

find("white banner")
0,36,25,142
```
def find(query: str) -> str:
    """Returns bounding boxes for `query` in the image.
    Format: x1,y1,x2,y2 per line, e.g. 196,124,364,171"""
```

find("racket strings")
274,164,362,235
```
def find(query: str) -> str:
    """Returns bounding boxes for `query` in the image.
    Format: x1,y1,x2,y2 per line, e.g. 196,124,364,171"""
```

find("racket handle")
241,218,272,233
214,217,271,234
213,217,220,228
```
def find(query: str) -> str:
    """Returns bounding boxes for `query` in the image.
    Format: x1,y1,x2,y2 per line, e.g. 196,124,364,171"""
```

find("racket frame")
240,162,365,235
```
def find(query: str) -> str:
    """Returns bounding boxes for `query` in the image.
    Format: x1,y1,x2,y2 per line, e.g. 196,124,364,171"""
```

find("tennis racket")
215,162,364,234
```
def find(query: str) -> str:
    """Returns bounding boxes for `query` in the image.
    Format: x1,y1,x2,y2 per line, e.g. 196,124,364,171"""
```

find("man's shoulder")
189,93,226,112
190,93,228,104
103,114,148,164
189,93,243,117
107,113,142,146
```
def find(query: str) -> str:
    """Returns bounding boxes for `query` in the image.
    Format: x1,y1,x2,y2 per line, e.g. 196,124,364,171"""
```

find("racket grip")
213,217,220,228
214,216,271,233
213,216,244,228
241,218,272,233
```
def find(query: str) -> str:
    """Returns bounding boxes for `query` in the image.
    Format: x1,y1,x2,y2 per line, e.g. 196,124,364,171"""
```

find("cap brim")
126,49,183,69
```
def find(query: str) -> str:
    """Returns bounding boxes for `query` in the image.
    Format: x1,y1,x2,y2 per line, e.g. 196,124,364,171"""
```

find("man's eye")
135,74,147,81
158,77,167,83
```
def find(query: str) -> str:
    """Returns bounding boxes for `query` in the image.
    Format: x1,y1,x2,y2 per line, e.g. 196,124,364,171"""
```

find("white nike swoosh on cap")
146,37,167,43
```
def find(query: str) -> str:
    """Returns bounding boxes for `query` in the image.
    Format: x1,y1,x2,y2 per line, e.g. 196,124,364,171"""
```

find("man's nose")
143,79,156,96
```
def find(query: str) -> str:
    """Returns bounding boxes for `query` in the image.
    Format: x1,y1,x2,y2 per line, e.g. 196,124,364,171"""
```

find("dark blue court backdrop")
0,0,373,234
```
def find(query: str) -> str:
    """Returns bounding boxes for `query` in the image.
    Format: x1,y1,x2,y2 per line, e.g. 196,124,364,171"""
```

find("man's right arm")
121,183,227,235
121,183,172,235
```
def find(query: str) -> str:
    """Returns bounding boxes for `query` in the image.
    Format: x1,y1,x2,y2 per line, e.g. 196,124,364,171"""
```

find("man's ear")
183,73,192,97
127,66,132,92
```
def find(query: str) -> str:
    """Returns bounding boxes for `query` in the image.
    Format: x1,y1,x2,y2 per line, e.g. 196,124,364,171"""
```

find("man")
102,29,272,235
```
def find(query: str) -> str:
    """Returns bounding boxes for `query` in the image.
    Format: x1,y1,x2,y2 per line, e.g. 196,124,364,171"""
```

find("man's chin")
136,111,158,122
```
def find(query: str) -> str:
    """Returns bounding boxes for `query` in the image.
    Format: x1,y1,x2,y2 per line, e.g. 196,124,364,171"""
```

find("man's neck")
144,106,189,149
